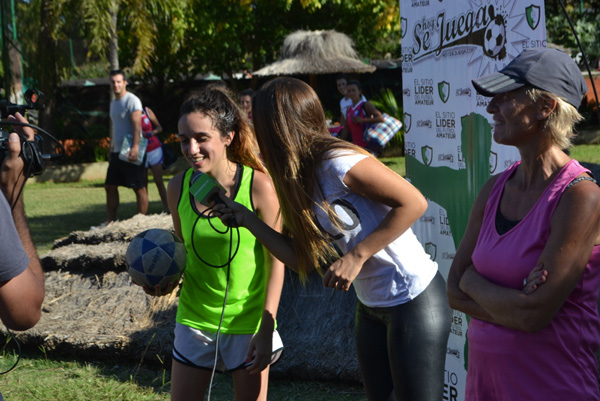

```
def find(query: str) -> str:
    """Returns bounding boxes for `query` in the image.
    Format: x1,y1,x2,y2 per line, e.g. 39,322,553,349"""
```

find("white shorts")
172,322,284,372
145,146,164,167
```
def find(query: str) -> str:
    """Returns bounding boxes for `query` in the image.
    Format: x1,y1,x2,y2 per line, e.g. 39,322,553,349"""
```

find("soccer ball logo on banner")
484,15,507,59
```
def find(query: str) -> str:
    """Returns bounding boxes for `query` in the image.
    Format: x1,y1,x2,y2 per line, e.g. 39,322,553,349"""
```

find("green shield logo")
489,151,498,174
526,5,541,30
438,81,450,103
425,242,437,261
421,145,433,166
401,17,408,39
404,113,412,133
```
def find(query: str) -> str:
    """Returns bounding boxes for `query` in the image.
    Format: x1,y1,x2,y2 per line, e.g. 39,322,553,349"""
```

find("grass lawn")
379,155,406,177
570,144,600,165
10,144,599,399
25,179,169,255
0,349,366,400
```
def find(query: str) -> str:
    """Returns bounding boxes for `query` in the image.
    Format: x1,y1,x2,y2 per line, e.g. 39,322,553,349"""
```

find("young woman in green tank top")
165,85,284,401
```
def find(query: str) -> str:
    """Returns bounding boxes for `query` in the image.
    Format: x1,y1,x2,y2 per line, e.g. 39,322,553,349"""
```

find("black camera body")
0,89,46,176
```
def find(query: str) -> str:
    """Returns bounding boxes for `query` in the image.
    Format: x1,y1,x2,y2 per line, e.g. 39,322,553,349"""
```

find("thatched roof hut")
254,30,376,76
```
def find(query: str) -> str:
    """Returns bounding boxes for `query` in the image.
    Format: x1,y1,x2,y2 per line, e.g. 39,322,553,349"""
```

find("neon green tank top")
176,166,266,333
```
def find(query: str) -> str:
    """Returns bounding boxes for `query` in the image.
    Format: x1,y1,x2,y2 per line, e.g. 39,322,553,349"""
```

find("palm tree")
27,0,186,131
82,0,188,74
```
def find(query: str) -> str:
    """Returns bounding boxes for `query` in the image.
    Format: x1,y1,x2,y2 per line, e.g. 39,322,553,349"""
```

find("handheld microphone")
190,171,237,227
190,171,224,206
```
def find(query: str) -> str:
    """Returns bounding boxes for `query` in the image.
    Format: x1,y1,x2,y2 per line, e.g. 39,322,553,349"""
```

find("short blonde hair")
526,87,584,149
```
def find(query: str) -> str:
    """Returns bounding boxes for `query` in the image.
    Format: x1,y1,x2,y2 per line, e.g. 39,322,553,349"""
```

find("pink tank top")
345,101,368,148
141,107,161,152
467,159,600,401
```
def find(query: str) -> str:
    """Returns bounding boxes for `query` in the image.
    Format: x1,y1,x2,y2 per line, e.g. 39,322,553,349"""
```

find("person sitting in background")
141,106,169,213
447,47,600,401
340,80,384,152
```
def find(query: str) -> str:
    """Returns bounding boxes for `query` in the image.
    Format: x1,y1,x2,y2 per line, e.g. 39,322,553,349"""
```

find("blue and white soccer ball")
484,16,506,58
126,229,187,294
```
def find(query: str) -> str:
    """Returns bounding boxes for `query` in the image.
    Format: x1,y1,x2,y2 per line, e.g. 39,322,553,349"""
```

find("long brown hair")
179,84,264,173
252,77,370,280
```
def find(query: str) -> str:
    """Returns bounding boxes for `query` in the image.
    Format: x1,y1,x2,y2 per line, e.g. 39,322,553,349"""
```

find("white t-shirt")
109,92,143,152
313,150,437,307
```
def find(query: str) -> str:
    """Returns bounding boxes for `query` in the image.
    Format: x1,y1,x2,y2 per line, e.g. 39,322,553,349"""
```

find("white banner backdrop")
400,1,545,399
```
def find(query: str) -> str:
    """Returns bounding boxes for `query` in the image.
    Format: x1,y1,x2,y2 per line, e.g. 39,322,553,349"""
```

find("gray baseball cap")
472,47,588,108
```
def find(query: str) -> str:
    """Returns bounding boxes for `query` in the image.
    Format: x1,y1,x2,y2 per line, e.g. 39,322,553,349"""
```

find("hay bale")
42,242,128,273
53,213,173,248
271,269,360,382
43,213,174,273
31,213,362,382
15,270,177,364
24,213,179,364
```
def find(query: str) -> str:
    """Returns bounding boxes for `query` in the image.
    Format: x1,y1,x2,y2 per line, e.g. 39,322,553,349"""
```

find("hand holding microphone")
190,171,244,227
209,190,238,228
212,191,254,228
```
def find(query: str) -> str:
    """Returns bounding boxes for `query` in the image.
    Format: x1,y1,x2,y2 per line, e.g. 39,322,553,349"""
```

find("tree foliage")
8,0,600,132
546,0,600,68
5,1,600,89
6,0,401,86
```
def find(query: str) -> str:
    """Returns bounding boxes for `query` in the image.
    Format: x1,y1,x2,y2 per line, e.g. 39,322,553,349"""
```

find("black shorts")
105,152,147,189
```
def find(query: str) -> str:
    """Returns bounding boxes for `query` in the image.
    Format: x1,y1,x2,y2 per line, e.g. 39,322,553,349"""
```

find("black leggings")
355,271,452,401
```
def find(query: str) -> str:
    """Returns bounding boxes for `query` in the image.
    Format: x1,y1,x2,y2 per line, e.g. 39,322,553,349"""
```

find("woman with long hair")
164,84,284,401
214,77,451,401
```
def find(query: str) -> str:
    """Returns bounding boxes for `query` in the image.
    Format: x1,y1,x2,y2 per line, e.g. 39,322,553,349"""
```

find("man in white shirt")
102,70,148,226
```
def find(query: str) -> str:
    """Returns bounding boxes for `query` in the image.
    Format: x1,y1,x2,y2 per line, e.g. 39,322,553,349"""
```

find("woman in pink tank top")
141,106,169,213
447,48,600,401
340,80,384,151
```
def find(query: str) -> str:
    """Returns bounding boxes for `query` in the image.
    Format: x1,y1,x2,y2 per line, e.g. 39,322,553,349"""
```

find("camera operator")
0,112,44,331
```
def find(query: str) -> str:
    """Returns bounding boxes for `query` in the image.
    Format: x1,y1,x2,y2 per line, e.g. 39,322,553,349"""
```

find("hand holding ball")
126,229,187,296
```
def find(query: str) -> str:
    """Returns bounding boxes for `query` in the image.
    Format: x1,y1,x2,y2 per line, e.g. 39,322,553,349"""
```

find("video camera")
0,89,63,176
